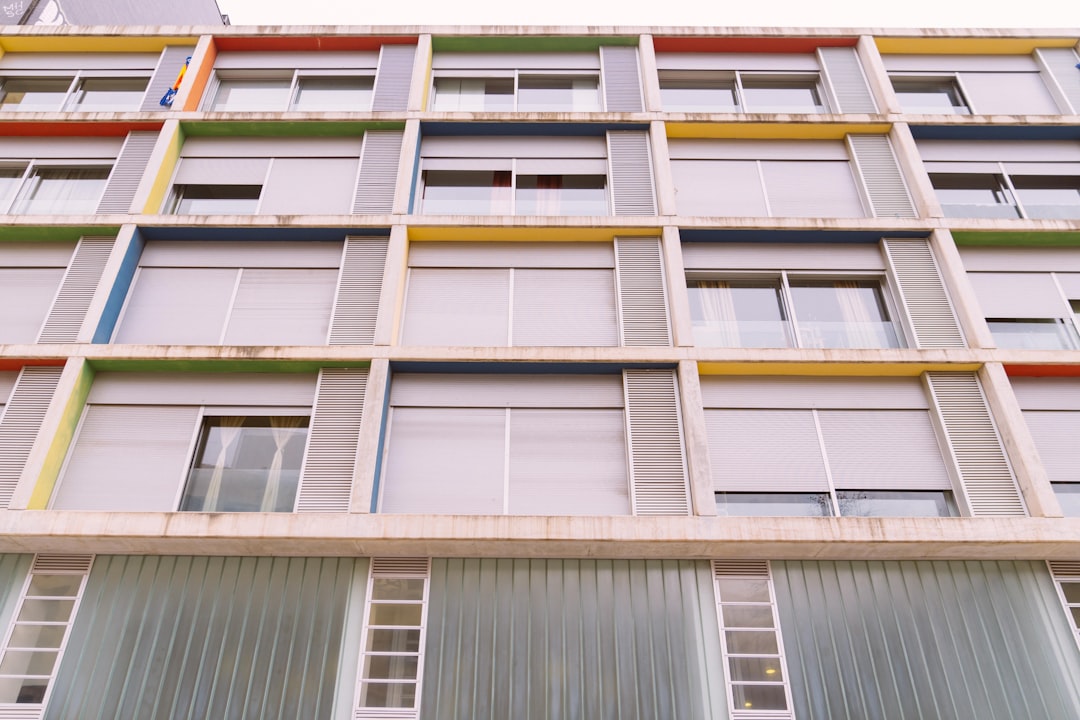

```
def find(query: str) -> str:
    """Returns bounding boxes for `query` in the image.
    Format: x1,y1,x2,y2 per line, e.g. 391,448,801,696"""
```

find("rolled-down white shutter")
296,367,368,513
37,236,115,344
0,268,65,345
624,369,690,516
847,134,917,218
400,268,510,346
222,268,337,346
705,408,829,492
883,238,966,349
512,268,618,346
96,131,158,214
1022,410,1080,484
761,160,866,218
818,47,878,113
113,267,237,344
0,367,63,509
967,272,1066,318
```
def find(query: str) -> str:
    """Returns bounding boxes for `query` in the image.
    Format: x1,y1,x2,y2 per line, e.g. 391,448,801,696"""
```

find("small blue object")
159,88,177,107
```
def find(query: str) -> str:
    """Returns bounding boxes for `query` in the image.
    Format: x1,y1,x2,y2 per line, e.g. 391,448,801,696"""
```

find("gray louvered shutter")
1036,48,1080,114
353,131,402,214
706,408,829,492
607,131,657,215
37,236,114,344
141,46,193,111
296,367,367,512
925,372,1026,516
223,268,337,346
0,366,62,509
95,131,157,214
818,47,878,113
847,135,917,218
883,238,966,348
328,237,388,345
624,369,690,515
371,45,416,111
615,237,671,346
600,46,644,112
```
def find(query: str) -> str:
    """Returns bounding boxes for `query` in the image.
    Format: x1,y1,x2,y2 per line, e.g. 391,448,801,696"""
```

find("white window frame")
429,68,603,112
929,163,1080,220
206,69,376,112
1049,561,1080,653
658,70,827,113
889,73,973,114
0,71,150,112
2,160,112,215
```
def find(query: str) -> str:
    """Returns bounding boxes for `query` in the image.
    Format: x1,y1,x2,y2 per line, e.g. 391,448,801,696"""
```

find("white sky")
214,0,1080,29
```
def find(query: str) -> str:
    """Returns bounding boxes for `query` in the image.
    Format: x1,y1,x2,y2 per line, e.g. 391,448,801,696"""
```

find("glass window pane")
518,75,601,111
365,628,422,653
717,492,834,517
1012,176,1080,220
931,173,1020,219
790,280,899,349
689,280,791,348
211,78,291,111
722,605,775,629
731,683,788,711
362,654,420,681
359,681,416,708
172,185,262,214
725,630,779,655
7,625,66,650
368,603,423,626
0,650,58,676
420,170,511,214
836,490,957,518
729,656,785,683
70,77,148,111
891,78,969,114
659,71,738,111
0,676,47,704
1072,607,1080,626
0,78,70,111
16,599,74,623
987,318,1080,350
742,77,824,113
431,77,514,112
0,167,25,209
371,578,426,601
16,168,110,215
26,575,81,598
1053,484,1080,518
1061,582,1080,604
715,578,771,603
293,76,374,111
515,174,607,216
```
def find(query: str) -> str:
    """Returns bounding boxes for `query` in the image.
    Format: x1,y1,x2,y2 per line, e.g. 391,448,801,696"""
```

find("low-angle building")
0,22,1078,720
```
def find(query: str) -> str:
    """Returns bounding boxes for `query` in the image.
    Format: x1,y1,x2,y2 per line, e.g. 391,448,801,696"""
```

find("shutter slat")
31,554,92,573
140,46,193,111
0,367,62,509
37,236,114,344
328,237,388,345
599,46,644,112
615,237,671,346
624,369,690,516
607,131,656,215
353,131,402,214
371,557,430,576
848,134,917,218
96,131,157,214
883,238,966,349
1036,48,1080,114
296,368,367,512
713,560,770,577
925,372,1026,516
818,47,877,113
371,45,416,112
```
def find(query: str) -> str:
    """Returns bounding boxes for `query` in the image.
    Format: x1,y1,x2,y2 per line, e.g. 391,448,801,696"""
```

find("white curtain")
260,417,305,512
835,281,880,348
695,280,741,346
202,417,246,511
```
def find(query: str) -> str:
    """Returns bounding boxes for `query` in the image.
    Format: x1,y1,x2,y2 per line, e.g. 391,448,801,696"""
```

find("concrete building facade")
0,23,1077,719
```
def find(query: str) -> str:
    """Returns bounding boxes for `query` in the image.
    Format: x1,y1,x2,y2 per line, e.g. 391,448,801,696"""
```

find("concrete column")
351,359,390,514
129,119,181,214
373,224,409,346
407,34,433,112
638,34,663,112
650,120,677,216
661,225,693,347
677,359,715,516
928,228,996,348
174,34,216,112
978,362,1063,518
889,121,943,218
391,118,421,215
855,34,900,114
80,224,141,343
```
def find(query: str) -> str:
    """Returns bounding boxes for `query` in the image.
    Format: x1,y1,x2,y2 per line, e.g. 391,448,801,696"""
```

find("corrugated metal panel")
1022,410,1080,483
624,370,690,516
95,132,157,214
773,560,1080,720
607,131,657,215
1036,48,1080,114
0,368,62,509
818,409,952,490
389,373,624,408
762,160,866,218
421,558,726,720
296,368,367,513
0,268,65,344
50,405,199,511
883,239,966,349
599,46,644,111
37,236,114,344
508,409,630,515
328,237,388,346
925,372,1026,516
847,135,917,218
615,237,671,346
512,268,618,346
371,45,416,112
381,407,506,514
400,268,510,346
705,409,829,492
112,267,236,344
260,157,358,215
222,268,337,346
46,556,356,720
967,272,1065,319
141,46,192,111
353,131,403,214
818,47,877,113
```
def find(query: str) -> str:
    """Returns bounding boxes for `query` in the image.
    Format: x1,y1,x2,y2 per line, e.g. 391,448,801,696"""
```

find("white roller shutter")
1036,48,1080,113
400,268,510,346
705,408,829,492
113,267,237,344
222,268,337,346
512,268,618,346
761,160,865,217
0,269,65,344
1023,410,1080,484
967,272,1066,318
671,160,768,217
961,72,1061,115
259,157,358,215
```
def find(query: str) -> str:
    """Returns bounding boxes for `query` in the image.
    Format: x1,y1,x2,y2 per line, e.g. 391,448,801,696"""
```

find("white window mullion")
779,272,802,348
506,267,515,346
996,162,1025,218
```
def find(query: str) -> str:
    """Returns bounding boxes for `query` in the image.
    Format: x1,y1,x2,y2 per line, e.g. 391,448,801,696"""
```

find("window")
930,173,1019,218
704,377,958,518
10,167,110,215
180,416,309,512
0,77,71,111
1011,378,1080,516
67,77,148,111
209,72,374,111
0,75,149,112
659,70,826,113
966,270,1080,350
431,74,601,111
418,170,607,216
891,77,970,114
167,184,262,214
688,275,901,349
